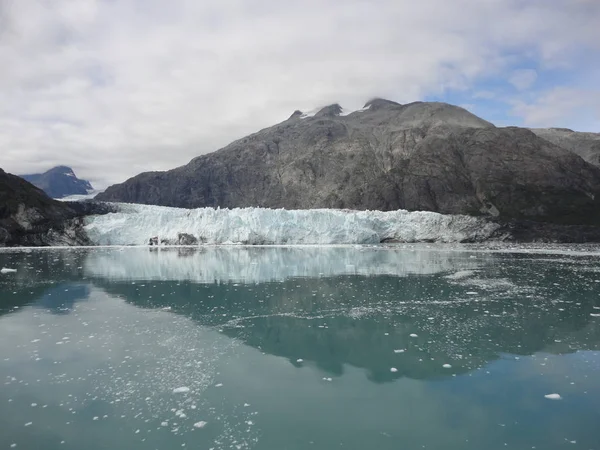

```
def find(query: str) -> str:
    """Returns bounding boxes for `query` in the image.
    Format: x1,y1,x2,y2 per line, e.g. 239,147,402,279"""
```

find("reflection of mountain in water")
0,249,90,314
33,283,90,313
90,249,600,382
84,246,489,283
3,247,600,382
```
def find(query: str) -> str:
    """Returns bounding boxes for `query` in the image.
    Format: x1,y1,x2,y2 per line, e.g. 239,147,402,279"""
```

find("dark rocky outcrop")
530,128,600,168
490,219,600,243
0,168,112,246
97,100,600,226
21,166,93,199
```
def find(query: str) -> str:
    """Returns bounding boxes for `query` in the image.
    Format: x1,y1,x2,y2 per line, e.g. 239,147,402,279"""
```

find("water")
1,245,599,450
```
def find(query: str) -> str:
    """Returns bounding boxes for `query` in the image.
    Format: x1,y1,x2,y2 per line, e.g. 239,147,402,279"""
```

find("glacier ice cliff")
84,203,500,246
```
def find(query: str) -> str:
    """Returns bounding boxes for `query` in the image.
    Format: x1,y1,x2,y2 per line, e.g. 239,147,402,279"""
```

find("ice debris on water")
390,368,398,373
84,203,500,245
544,393,562,400
1,267,17,274
443,364,452,369
193,421,207,429
444,270,475,280
410,334,418,338
172,387,190,394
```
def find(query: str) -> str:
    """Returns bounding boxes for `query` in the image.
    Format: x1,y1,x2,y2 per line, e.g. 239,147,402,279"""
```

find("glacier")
84,203,500,246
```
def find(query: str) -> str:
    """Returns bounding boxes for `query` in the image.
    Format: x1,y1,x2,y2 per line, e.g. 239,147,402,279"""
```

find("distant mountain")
97,99,600,226
21,166,93,199
530,128,600,168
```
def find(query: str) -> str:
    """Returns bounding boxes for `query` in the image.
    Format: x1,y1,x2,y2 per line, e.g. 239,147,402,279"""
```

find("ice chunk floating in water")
544,393,562,400
84,203,499,245
1,268,17,274
172,386,190,394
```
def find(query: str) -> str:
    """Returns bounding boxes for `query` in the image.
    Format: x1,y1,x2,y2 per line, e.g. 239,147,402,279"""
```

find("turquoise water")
1,246,599,450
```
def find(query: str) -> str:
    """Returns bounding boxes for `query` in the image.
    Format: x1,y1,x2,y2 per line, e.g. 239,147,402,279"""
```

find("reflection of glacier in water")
84,246,491,283
84,204,499,245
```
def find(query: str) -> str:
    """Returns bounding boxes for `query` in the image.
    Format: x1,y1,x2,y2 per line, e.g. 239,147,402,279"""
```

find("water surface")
1,246,599,450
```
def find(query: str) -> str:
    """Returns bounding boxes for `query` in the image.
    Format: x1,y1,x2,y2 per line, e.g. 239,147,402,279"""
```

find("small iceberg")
172,387,190,394
1,268,17,274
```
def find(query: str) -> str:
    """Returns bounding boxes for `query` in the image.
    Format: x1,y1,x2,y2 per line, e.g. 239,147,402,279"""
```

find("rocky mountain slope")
96,99,600,226
21,166,93,199
0,168,109,246
530,128,600,167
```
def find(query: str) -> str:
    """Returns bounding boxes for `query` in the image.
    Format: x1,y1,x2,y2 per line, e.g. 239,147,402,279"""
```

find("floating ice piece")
591,313,600,317
193,421,207,429
1,268,17,274
442,364,452,369
322,377,333,382
172,387,190,394
390,368,398,373
444,270,475,280
394,349,405,353
544,393,562,400
296,359,303,363
409,334,418,338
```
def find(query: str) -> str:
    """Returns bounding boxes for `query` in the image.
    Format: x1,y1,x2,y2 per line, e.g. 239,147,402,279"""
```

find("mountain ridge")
95,99,600,226
530,128,600,167
21,166,94,199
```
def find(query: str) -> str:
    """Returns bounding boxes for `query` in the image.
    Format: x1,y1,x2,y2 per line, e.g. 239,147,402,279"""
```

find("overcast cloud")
1,0,599,188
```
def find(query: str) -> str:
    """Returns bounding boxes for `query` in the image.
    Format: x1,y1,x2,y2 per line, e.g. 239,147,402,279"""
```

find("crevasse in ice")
84,203,499,245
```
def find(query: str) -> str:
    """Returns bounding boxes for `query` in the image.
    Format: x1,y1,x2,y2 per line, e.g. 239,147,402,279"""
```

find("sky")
0,0,599,189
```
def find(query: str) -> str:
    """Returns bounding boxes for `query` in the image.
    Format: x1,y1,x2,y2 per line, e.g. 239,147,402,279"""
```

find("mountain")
0,168,110,246
96,99,600,226
530,128,600,167
21,166,93,199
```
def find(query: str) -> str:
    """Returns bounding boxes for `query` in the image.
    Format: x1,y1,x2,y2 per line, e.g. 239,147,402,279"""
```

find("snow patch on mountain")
83,203,499,246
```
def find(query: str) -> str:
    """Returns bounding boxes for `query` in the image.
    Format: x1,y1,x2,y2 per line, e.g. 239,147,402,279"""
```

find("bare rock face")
0,168,112,246
530,128,600,168
96,100,600,226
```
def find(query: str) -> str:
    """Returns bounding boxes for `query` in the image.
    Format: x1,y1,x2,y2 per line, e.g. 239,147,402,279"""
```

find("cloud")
508,69,538,91
510,87,600,130
0,0,599,187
